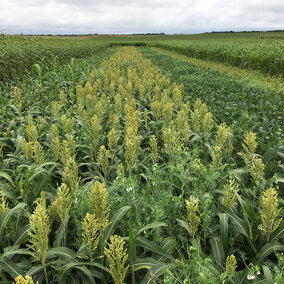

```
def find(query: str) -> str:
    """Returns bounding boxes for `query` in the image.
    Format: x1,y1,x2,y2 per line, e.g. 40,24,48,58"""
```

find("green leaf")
2,248,30,258
14,224,31,245
53,223,65,247
132,258,158,271
219,213,229,254
237,196,257,223
59,263,95,284
136,237,174,260
59,262,108,284
102,206,131,242
262,265,273,283
136,222,167,236
47,247,76,260
256,243,284,263
176,218,191,234
128,223,136,264
158,237,176,262
0,202,26,237
210,238,224,266
269,221,284,242
0,171,15,186
141,263,170,284
26,265,44,276
221,206,249,237
0,258,23,278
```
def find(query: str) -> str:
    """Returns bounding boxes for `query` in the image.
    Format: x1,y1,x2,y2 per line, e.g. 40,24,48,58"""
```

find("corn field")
0,35,283,283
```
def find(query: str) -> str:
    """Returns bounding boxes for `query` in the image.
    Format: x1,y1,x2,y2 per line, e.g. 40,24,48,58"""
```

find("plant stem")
43,263,49,284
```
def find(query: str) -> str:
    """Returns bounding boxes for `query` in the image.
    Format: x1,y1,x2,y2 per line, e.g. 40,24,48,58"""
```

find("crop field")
0,33,283,283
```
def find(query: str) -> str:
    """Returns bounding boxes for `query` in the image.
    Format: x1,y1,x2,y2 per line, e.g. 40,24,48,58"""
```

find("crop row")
146,40,284,77
0,36,107,81
0,47,283,283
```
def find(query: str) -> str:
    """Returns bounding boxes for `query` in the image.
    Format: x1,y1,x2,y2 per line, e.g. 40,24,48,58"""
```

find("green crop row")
0,46,283,283
0,36,108,81
147,39,284,77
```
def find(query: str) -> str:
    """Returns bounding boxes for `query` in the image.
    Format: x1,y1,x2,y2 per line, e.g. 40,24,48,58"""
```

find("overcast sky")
0,0,283,34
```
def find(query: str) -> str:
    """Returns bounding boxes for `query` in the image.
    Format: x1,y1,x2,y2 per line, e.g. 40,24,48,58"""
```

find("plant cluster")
0,45,283,283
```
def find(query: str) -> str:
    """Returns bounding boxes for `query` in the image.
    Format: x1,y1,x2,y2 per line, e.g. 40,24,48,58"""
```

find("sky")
0,0,283,34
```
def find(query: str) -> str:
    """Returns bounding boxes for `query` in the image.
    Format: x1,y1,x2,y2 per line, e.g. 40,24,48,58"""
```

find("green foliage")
0,39,283,284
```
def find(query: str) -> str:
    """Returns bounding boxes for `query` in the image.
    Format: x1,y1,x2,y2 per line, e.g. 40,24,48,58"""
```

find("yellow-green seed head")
89,181,110,231
90,114,102,145
51,101,60,117
226,255,237,277
59,90,66,106
172,86,183,108
151,100,162,120
48,183,71,227
26,115,38,143
98,146,110,177
162,101,173,121
241,132,257,166
14,275,37,284
249,156,264,183
0,142,3,159
0,190,8,219
104,235,129,284
223,179,239,208
258,188,282,236
192,159,206,177
191,110,201,133
27,192,49,265
82,213,101,253
13,86,22,109
149,135,159,164
215,123,230,148
185,197,200,243
108,128,119,154
202,112,214,136
32,141,44,165
62,157,80,193
21,138,33,159
211,145,222,170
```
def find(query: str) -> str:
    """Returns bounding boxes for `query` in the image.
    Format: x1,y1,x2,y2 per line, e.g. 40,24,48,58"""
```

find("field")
0,33,283,283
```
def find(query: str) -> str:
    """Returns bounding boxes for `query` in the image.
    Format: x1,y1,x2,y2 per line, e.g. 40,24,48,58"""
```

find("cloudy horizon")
0,0,283,35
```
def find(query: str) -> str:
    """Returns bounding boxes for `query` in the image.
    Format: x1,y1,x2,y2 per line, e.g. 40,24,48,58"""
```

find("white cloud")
0,0,283,34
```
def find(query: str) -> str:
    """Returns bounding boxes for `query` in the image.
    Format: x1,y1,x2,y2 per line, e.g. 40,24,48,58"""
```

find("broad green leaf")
102,206,131,242
53,223,65,247
26,265,43,276
269,221,284,242
59,264,95,284
141,263,170,284
2,248,30,258
137,222,167,236
256,243,284,263
219,213,229,254
210,238,224,266
136,237,174,260
128,223,136,263
59,262,108,284
14,224,31,245
221,206,249,237
176,218,191,234
132,258,158,271
0,171,15,186
237,196,257,223
262,266,273,283
47,247,76,260
0,202,26,237
158,237,176,262
0,258,23,278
